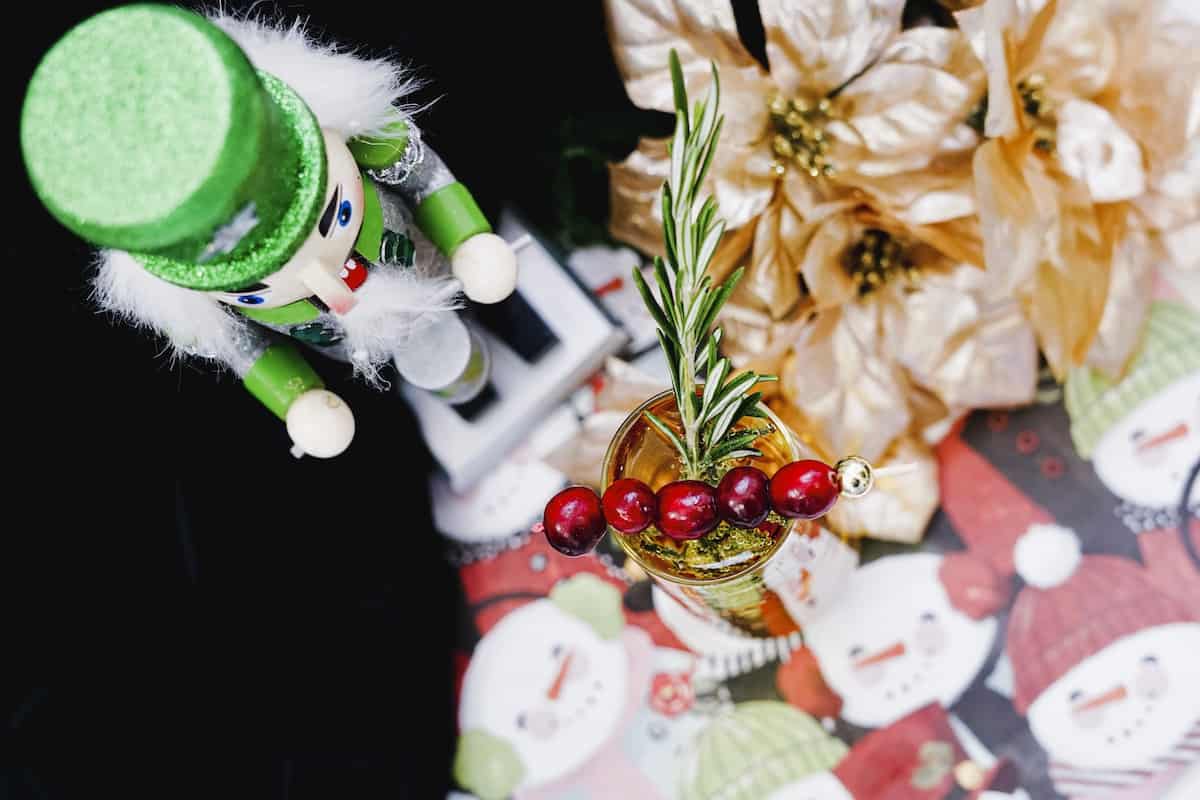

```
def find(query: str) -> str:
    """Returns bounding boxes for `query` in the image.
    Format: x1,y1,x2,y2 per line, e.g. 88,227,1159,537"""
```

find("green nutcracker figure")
20,5,520,457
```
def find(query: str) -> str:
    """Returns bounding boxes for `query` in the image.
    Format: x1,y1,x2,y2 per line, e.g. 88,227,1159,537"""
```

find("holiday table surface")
443,298,1199,800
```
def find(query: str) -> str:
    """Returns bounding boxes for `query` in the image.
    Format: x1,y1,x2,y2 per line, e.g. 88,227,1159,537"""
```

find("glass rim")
601,388,801,586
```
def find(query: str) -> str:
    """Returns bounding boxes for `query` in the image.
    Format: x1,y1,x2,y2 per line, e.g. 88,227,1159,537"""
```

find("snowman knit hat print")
1010,524,1200,795
935,423,1200,796
1008,524,1196,715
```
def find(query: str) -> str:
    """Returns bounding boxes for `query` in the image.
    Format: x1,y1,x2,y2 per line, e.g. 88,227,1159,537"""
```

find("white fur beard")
91,250,256,373
339,265,462,389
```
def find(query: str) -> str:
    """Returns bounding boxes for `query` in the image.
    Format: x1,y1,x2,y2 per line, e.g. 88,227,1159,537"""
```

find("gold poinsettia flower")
956,0,1200,377
775,201,1036,541
745,198,1036,543
1100,0,1200,309
606,0,986,320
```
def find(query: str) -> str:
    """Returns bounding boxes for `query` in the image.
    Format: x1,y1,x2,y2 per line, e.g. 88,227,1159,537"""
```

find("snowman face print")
1092,372,1200,509
803,553,998,728
622,648,710,799
763,526,859,628
210,130,366,313
764,772,853,800
1027,623,1200,770
458,600,628,789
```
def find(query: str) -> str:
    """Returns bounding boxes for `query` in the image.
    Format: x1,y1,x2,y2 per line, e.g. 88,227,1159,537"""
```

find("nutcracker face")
458,599,628,790
802,553,998,728
1092,372,1200,508
210,130,365,312
1027,624,1200,770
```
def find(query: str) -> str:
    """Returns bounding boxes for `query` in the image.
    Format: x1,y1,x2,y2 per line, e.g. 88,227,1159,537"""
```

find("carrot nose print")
547,652,574,700
1138,422,1189,452
1075,684,1128,712
855,641,906,669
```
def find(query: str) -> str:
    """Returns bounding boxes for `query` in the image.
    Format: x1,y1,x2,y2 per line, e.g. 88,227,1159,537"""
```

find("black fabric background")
5,2,948,797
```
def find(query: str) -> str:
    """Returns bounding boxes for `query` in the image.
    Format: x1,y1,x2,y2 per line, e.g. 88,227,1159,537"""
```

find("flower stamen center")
1017,73,1056,154
844,228,918,294
767,93,838,179
966,73,1057,154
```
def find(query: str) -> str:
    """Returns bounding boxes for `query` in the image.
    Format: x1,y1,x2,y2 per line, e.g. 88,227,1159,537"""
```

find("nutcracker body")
21,6,518,457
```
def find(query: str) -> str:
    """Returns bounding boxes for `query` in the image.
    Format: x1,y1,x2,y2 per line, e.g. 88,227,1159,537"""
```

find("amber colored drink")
603,390,852,637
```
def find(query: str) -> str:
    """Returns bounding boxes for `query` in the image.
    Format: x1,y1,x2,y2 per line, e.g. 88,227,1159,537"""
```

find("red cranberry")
770,460,839,519
543,486,606,556
716,467,771,528
602,478,657,535
656,480,720,540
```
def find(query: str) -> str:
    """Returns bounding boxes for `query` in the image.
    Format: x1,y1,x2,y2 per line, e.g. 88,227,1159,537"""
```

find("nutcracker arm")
242,343,355,458
349,121,518,303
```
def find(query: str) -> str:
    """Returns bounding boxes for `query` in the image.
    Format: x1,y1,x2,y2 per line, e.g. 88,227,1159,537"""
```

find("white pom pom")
1014,524,1082,589
452,233,518,304
286,389,355,458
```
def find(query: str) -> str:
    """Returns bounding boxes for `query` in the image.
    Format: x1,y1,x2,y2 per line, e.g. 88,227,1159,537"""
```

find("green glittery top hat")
1064,301,1200,458
20,4,326,291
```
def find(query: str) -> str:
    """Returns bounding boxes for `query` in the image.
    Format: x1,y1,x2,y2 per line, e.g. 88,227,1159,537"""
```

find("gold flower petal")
780,303,913,463
1034,0,1117,101
1142,146,1200,307
906,215,985,269
906,383,967,446
744,197,807,318
711,140,782,230
1055,99,1146,204
605,1,782,243
543,411,629,489
594,357,671,413
1022,192,1113,379
719,301,811,381
1158,233,1200,307
1102,2,1200,175
823,436,939,543
608,136,670,257
758,0,905,97
781,169,838,220
797,209,859,310
893,263,1038,409
954,0,1026,138
850,146,979,226
828,27,985,170
605,0,765,114
973,136,1054,295
1083,211,1152,379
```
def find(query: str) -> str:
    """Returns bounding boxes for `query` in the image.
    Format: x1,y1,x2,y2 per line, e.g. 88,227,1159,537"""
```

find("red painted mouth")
340,254,369,291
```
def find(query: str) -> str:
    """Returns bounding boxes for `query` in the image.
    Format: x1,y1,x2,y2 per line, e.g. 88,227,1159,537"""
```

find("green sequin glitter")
136,72,326,290
20,5,328,290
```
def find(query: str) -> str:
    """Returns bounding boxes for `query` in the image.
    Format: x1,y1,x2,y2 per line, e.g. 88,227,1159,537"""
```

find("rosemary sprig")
631,52,777,480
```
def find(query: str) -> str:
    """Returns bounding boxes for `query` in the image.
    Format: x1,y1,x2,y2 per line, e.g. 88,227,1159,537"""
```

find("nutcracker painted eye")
338,199,353,227
230,282,269,305
318,184,342,237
